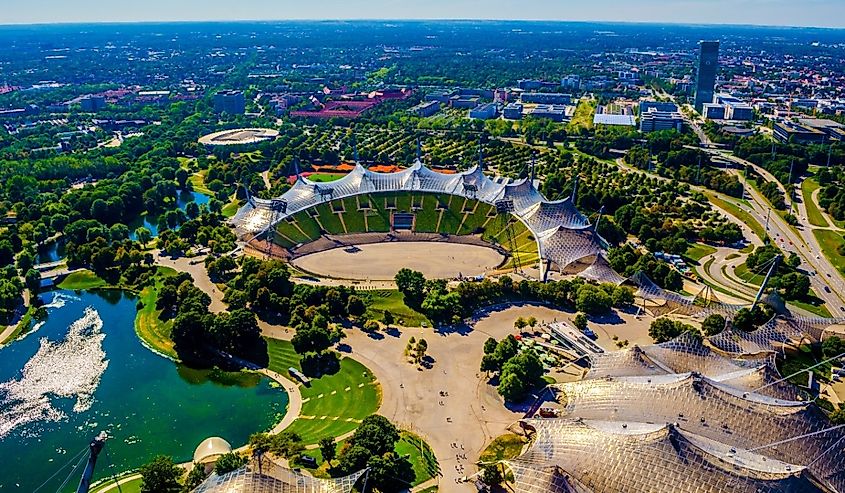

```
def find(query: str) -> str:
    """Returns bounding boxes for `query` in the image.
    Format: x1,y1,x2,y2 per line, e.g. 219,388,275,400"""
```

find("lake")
0,289,287,491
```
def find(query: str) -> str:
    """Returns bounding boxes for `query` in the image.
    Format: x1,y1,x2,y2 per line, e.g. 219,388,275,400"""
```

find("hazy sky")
3,0,843,28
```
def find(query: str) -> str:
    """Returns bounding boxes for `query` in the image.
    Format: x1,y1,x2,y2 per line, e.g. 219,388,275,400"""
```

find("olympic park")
218,156,845,493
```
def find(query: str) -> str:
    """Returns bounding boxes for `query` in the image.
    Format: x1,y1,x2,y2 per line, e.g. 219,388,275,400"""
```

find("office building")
725,103,753,121
530,104,569,122
521,93,572,105
694,41,720,112
702,103,726,120
593,114,636,127
773,121,828,144
468,103,498,120
449,95,480,109
639,101,678,114
503,102,524,120
561,75,581,90
640,109,684,133
80,95,106,112
409,101,441,118
213,90,246,114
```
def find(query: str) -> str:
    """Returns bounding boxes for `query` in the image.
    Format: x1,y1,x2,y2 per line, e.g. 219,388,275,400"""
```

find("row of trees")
481,335,545,402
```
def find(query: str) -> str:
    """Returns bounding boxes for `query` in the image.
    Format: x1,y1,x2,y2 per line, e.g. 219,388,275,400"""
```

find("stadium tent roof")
508,419,819,493
193,437,232,464
230,161,611,282
192,462,367,493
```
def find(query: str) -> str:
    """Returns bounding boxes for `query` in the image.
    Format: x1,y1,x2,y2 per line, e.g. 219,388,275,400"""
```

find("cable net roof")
513,373,845,492
230,161,611,278
508,419,819,493
192,460,366,493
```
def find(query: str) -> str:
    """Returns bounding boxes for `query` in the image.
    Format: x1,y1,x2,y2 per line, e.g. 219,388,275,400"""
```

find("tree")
395,268,426,304
319,437,337,465
823,336,845,359
483,337,498,355
611,286,635,306
575,284,613,315
214,452,247,475
649,318,691,343
182,464,207,492
349,415,400,457
140,455,181,493
482,464,504,486
514,317,527,330
701,314,726,336
526,316,537,328
779,272,810,300
382,310,394,326
573,313,588,331
135,227,152,247
362,319,380,332
346,295,366,317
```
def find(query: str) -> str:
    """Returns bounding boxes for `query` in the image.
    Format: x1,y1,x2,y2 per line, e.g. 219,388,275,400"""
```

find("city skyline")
2,0,844,28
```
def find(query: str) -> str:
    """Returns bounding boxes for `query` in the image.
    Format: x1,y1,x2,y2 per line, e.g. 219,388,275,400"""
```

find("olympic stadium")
230,160,621,283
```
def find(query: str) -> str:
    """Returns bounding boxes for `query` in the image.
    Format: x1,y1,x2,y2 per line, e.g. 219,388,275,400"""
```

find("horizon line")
0,18,843,30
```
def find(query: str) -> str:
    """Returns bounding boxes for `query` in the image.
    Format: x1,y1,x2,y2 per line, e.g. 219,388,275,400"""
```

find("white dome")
193,437,232,464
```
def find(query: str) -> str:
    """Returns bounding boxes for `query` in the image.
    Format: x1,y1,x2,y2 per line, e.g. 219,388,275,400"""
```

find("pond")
37,190,210,263
0,289,287,491
128,190,210,240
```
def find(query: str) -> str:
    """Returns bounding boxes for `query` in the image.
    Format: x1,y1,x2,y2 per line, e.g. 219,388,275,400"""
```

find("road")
675,104,845,314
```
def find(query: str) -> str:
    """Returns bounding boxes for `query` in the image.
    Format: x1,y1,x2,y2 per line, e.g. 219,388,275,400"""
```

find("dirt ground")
291,242,505,281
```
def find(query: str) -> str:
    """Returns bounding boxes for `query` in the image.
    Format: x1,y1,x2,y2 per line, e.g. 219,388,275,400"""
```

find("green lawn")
308,173,345,182
413,195,440,232
364,290,429,327
276,219,314,245
189,170,213,196
396,432,440,486
266,339,381,444
58,270,107,290
340,197,366,233
706,192,767,241
685,242,717,264
778,345,831,386
802,178,828,228
814,229,845,274
134,267,180,360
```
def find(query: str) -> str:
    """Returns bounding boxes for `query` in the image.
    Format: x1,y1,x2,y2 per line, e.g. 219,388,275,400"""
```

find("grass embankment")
221,198,242,218
801,177,828,228
778,344,832,387
685,242,717,264
134,267,180,359
365,290,430,327
479,433,528,463
733,264,830,317
396,432,440,486
90,475,142,493
0,304,38,345
814,229,845,275
567,99,596,132
188,169,214,196
266,339,381,444
57,270,108,290
705,192,767,241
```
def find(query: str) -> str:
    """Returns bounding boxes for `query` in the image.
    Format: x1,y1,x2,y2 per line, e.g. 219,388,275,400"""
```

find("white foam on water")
41,292,80,310
0,307,109,439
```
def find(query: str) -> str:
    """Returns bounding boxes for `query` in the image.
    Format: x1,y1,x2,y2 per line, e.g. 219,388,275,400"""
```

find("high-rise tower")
694,40,720,112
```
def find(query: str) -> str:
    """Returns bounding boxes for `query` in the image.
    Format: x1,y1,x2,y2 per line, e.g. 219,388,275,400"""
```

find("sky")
2,0,844,28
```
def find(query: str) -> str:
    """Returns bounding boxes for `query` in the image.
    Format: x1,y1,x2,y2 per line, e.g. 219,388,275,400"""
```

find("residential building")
561,75,581,91
213,90,246,114
409,101,441,117
503,102,524,120
468,103,498,120
640,109,684,133
521,93,572,105
695,40,720,112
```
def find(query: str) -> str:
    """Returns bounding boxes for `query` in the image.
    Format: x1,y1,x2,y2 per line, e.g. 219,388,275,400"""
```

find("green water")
0,289,288,491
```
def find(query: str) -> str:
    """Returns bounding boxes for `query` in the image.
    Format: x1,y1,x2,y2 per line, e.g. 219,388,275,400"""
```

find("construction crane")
76,432,107,493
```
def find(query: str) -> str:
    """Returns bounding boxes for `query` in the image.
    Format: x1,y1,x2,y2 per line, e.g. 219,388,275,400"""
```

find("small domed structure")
193,437,232,465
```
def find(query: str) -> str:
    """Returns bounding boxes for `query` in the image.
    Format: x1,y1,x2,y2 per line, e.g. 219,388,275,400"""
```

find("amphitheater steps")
336,212,349,234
